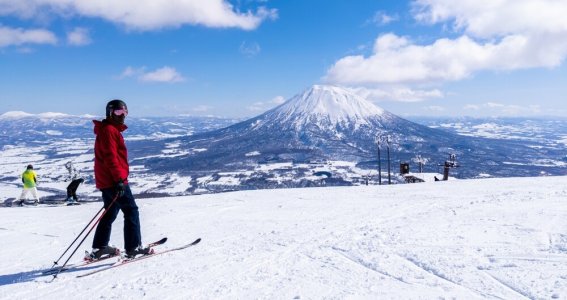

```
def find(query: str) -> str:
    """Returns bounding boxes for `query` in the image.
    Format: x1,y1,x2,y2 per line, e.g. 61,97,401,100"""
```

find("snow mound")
0,111,34,119
37,112,71,119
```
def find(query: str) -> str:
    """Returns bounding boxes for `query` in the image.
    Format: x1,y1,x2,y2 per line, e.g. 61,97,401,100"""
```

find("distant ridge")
0,111,78,119
0,111,35,119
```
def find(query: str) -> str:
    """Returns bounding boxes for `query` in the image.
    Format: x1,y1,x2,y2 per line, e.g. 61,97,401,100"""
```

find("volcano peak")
265,85,386,129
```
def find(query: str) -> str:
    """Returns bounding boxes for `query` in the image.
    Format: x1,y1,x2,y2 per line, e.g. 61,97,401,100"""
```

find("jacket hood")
93,119,127,135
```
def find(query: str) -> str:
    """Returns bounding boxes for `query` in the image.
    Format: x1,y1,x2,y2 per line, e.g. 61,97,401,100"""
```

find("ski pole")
50,206,105,269
52,193,120,280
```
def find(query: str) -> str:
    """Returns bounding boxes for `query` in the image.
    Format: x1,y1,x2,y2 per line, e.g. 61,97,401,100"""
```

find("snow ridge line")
483,272,534,299
403,255,486,298
330,246,410,284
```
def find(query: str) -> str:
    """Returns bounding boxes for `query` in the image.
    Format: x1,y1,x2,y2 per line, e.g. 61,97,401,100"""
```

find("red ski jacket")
93,120,129,189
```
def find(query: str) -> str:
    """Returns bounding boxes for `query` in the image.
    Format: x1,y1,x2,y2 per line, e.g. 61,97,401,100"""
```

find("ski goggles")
112,108,128,117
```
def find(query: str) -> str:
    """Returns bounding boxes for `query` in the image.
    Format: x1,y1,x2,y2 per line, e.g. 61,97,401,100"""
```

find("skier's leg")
18,188,29,205
92,189,121,248
30,187,39,203
119,185,142,252
19,188,28,200
72,180,80,201
66,182,73,199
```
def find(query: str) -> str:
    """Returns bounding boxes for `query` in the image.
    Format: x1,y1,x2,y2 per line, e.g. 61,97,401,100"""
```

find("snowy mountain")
1,87,566,198
144,85,560,179
2,176,567,298
261,84,387,129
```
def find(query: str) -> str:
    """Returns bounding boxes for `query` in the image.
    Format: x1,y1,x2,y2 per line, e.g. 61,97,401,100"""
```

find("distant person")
65,161,84,204
17,164,40,206
87,99,150,261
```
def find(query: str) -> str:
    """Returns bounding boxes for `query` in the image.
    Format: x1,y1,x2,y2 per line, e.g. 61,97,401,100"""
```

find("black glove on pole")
115,179,125,197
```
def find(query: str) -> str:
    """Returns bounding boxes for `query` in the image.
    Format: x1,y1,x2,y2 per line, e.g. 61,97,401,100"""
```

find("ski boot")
66,197,79,206
125,246,153,259
85,245,120,261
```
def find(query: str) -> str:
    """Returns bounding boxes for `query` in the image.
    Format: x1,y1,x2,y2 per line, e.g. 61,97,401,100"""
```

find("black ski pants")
66,179,83,200
92,185,142,252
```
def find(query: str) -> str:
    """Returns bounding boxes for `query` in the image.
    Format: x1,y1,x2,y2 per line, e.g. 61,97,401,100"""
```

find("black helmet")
27,164,33,169
106,99,127,117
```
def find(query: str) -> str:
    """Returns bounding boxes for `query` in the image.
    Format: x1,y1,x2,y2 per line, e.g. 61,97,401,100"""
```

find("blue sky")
1,0,566,118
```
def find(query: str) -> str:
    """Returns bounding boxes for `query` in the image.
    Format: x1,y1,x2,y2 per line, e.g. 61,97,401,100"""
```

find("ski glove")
115,179,125,197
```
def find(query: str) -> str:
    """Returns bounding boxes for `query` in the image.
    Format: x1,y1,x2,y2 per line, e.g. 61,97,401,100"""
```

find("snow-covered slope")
1,176,566,299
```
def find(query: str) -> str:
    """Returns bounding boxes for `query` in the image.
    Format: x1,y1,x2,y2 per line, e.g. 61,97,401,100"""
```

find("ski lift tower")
386,135,392,185
376,135,382,185
441,154,459,180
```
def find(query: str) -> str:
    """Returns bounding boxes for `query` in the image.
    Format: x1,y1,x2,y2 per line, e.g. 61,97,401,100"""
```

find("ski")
44,237,168,276
42,253,117,275
76,238,201,278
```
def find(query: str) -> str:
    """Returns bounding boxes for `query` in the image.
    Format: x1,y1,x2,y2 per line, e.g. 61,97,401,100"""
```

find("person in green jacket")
17,164,40,206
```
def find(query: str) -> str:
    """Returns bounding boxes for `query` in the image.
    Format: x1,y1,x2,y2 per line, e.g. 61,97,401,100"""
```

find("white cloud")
0,26,57,47
412,0,567,39
118,66,185,83
372,33,409,53
271,96,285,105
368,11,398,26
239,41,261,57
118,66,144,79
325,0,567,86
349,86,444,103
140,66,185,83
0,0,277,31
66,27,91,46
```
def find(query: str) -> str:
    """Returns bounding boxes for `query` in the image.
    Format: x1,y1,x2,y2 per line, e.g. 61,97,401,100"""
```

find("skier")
87,99,150,261
17,164,40,206
65,161,84,204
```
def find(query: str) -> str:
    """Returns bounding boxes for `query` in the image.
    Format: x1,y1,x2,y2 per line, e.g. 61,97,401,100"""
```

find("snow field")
1,176,567,299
